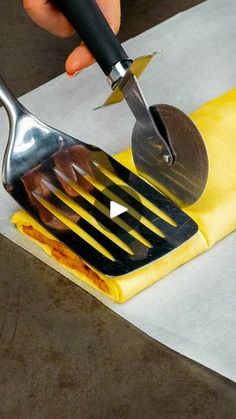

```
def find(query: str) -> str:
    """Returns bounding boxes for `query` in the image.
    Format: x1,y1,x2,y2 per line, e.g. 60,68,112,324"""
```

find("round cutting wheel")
132,104,209,207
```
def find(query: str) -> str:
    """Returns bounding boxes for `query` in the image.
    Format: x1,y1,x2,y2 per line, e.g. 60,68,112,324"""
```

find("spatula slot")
32,190,130,261
31,188,164,269
91,157,178,228
41,178,135,256
53,167,155,248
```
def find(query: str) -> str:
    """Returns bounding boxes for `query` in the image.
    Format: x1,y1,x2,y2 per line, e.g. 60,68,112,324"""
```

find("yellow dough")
12,89,236,302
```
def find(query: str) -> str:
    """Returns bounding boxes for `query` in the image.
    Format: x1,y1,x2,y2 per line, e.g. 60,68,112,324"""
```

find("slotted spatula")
1,75,198,276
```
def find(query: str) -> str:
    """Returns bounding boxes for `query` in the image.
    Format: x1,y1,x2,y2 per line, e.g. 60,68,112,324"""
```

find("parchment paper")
0,0,235,381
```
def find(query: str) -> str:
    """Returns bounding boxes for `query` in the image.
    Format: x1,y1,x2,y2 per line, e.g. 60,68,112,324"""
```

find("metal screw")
163,153,172,165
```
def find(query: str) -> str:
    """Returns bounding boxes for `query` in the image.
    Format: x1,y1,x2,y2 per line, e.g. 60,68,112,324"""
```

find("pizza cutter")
55,0,209,207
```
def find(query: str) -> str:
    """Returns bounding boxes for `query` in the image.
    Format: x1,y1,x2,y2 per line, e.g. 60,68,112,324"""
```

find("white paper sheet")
0,0,236,381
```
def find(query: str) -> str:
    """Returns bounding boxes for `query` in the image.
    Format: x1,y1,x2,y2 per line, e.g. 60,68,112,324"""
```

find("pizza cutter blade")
116,70,208,207
132,103,209,207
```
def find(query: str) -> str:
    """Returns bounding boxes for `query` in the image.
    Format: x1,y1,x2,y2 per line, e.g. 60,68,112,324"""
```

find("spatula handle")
0,75,23,122
54,0,129,76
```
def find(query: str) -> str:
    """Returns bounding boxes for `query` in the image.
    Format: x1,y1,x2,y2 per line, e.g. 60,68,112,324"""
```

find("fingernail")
67,70,81,78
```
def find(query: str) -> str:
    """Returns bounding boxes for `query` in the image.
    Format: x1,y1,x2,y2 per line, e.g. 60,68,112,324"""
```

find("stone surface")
1,236,236,419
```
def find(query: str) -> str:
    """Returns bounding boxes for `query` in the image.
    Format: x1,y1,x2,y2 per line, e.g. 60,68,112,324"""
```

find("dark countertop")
0,1,235,418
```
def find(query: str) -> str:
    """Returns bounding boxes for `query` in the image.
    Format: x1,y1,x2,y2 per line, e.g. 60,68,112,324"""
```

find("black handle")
54,0,129,75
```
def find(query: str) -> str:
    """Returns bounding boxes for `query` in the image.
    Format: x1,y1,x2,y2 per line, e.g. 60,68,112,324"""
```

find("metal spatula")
55,0,209,207
1,75,198,276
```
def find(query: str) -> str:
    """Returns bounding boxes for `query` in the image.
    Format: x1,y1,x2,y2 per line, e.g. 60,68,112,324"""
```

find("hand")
23,0,121,76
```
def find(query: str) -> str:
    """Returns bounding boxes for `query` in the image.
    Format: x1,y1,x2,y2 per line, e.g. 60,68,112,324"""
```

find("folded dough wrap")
12,89,236,302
